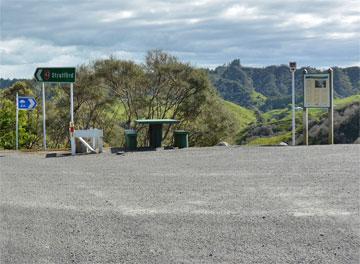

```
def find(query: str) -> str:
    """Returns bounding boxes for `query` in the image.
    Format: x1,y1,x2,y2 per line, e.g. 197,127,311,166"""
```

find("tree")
0,97,40,149
2,81,34,101
94,57,148,128
94,51,219,144
143,50,215,140
183,95,239,146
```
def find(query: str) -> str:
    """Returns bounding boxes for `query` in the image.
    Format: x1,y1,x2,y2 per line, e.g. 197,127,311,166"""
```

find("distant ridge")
0,78,25,89
208,60,360,111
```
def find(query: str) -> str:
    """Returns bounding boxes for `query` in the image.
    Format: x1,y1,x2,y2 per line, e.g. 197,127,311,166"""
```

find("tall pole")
42,82,47,150
328,68,334,144
16,93,19,150
291,70,296,146
289,62,297,146
70,82,75,155
303,69,308,145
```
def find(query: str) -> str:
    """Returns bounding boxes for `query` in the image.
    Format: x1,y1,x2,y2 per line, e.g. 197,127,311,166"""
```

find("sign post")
34,67,76,153
16,93,18,150
42,82,46,150
289,62,297,146
303,68,333,145
16,94,37,150
70,82,75,155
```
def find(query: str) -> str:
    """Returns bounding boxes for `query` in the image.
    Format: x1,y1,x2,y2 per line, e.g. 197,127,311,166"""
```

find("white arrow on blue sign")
18,97,37,110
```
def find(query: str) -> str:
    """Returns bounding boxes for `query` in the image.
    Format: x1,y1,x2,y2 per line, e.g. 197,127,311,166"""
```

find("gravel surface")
1,145,359,263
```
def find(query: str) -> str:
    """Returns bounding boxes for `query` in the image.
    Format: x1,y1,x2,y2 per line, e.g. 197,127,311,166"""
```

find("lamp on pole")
289,62,297,146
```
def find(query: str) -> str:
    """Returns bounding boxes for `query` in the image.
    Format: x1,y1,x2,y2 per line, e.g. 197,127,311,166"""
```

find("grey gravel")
1,145,359,263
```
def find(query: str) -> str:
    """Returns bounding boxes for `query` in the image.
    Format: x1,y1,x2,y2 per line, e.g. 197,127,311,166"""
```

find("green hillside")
334,94,360,108
222,100,256,131
241,94,360,145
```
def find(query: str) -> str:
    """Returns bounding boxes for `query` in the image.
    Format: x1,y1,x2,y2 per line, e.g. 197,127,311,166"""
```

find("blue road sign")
18,97,37,110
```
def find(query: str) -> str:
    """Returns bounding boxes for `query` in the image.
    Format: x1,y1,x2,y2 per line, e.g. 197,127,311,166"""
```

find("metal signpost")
289,62,297,146
16,94,37,150
303,68,333,145
34,67,76,153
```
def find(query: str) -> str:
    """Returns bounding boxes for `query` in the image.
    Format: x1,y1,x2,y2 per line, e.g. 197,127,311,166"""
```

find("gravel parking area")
1,145,359,263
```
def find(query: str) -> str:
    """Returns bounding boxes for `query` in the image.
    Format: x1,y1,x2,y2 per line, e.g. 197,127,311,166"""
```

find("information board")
304,73,330,108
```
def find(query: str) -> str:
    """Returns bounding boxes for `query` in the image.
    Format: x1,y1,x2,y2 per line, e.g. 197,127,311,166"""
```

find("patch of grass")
222,100,256,131
251,90,266,107
262,108,288,122
247,132,292,145
334,94,360,109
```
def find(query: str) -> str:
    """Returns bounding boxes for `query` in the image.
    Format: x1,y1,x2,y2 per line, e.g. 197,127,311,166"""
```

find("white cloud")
279,13,328,29
221,4,264,21
326,32,358,40
99,10,135,23
0,0,359,78
0,38,77,65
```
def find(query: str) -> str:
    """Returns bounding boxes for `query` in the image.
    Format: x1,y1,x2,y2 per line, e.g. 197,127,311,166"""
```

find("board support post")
328,68,334,144
16,93,19,150
303,107,308,146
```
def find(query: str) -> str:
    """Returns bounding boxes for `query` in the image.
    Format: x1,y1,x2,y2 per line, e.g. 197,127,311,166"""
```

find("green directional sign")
34,67,76,83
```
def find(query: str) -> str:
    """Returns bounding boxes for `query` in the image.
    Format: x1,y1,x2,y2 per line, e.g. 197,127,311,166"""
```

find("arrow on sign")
29,98,36,109
35,68,43,81
18,97,37,110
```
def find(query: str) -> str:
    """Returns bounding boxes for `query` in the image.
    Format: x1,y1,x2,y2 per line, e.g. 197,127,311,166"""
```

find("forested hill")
0,78,24,89
209,60,360,111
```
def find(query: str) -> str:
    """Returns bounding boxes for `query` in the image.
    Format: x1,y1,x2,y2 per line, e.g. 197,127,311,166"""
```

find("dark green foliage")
215,78,253,107
342,67,360,93
0,78,24,89
0,93,41,149
212,60,255,108
0,81,42,149
333,67,355,97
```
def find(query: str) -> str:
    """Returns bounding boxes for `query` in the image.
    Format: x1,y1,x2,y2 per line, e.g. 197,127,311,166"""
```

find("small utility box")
174,130,189,148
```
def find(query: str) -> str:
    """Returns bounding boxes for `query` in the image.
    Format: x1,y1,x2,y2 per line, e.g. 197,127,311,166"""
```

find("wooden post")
303,107,308,145
328,68,334,144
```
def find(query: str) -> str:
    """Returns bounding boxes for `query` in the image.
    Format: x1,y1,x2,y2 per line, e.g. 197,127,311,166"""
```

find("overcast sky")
0,0,359,78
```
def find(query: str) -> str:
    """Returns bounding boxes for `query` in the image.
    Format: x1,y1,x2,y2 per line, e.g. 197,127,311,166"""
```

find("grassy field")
334,94,360,108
